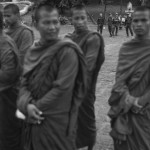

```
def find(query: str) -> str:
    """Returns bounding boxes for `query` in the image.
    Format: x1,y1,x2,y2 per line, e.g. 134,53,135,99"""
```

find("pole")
119,0,123,29
120,0,122,15
104,0,107,24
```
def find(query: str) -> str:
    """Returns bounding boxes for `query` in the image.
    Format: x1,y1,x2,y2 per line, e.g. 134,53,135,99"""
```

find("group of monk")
0,1,150,150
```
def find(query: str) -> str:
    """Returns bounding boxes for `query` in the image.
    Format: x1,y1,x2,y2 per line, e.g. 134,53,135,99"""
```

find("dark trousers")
114,25,118,36
126,25,133,36
108,25,112,36
97,25,103,34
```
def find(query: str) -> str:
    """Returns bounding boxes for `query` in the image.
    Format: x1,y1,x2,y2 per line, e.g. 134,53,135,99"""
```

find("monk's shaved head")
34,2,59,23
0,11,3,30
4,4,20,15
132,6,150,38
71,4,86,16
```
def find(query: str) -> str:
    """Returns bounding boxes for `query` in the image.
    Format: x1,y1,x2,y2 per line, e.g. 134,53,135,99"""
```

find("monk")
66,4,105,150
0,11,22,150
4,4,34,65
108,6,150,150
17,3,87,150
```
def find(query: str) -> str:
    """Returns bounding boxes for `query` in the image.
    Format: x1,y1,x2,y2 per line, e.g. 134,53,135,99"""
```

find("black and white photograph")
0,0,150,150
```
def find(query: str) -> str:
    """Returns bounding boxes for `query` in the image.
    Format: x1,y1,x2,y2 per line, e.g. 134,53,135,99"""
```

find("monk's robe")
108,38,150,150
0,33,21,150
66,29,105,148
17,38,87,150
5,24,34,65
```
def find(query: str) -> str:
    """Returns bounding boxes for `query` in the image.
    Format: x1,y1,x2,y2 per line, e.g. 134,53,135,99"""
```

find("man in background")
97,13,104,34
112,13,120,36
125,13,133,37
108,13,113,37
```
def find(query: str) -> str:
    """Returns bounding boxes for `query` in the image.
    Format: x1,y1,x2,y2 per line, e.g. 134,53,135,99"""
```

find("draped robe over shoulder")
108,38,150,150
5,24,34,65
0,34,21,150
17,38,87,150
66,29,105,148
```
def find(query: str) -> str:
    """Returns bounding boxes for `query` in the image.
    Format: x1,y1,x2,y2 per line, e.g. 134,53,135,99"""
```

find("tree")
141,0,150,6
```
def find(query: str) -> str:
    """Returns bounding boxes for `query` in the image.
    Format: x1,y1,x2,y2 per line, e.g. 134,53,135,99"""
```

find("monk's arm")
35,47,79,111
0,42,17,83
19,30,33,64
17,76,33,115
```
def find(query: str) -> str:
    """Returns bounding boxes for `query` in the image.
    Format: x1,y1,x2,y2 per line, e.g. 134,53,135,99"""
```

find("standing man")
97,13,104,34
125,13,133,37
4,4,34,65
66,4,105,150
0,11,22,150
108,6,150,150
17,3,87,150
108,13,113,37
112,13,120,36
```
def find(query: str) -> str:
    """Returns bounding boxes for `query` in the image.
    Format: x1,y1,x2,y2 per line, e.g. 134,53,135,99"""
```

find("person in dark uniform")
125,13,133,37
108,13,113,37
112,13,120,36
97,13,104,34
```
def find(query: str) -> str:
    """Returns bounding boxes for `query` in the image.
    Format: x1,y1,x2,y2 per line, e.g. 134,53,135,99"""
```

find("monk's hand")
122,94,136,113
27,104,44,124
125,95,136,107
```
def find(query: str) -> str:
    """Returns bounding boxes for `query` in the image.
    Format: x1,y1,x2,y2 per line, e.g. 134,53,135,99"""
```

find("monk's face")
4,8,19,26
132,10,150,37
72,9,88,31
36,9,60,41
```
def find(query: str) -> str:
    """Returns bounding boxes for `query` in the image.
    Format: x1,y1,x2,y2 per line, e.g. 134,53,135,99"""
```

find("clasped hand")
27,104,44,124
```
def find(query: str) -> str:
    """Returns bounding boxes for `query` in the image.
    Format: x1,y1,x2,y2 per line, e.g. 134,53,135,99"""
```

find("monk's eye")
141,19,147,22
81,16,86,20
53,20,59,24
133,19,138,23
74,17,79,20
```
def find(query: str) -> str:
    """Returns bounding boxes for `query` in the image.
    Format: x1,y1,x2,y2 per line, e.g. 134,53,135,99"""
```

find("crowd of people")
0,2,150,150
97,12,133,37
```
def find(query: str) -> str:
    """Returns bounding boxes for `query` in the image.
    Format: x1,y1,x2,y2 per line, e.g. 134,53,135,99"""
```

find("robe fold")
108,38,150,150
0,34,22,150
17,38,87,150
66,30,105,148
5,24,34,65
